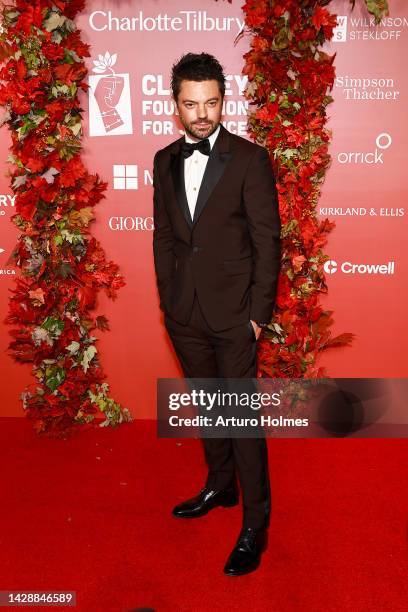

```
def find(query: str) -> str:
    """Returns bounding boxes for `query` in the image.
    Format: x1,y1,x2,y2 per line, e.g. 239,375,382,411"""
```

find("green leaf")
65,18,76,33
42,316,65,336
81,346,97,373
282,148,298,159
52,31,63,44
41,167,59,184
45,366,66,391
12,174,27,188
364,0,389,24
55,261,74,278
66,341,80,355
60,229,84,245
63,48,75,64
70,120,82,136
43,12,66,32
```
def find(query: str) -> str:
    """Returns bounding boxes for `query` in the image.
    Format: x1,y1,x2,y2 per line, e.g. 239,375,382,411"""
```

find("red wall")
1,0,407,417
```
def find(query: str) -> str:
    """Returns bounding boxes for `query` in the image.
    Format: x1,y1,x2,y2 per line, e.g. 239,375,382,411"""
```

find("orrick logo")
337,133,392,164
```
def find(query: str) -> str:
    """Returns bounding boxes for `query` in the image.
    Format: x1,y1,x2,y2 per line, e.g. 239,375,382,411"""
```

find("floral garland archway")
0,0,131,437
234,0,388,377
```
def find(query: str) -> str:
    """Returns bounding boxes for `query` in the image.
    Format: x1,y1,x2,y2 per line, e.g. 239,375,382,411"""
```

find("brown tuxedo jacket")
152,123,281,331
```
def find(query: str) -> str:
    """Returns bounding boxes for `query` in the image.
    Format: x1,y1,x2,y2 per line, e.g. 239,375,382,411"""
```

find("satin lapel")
170,149,193,229
192,128,232,226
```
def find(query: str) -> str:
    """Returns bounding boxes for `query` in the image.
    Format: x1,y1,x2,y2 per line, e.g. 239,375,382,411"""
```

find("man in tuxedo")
152,53,281,576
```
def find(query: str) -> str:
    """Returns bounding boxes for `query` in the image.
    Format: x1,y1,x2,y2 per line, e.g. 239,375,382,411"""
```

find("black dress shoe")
172,485,239,518
223,526,267,576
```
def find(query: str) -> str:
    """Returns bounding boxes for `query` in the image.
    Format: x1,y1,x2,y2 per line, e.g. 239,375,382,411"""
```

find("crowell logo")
324,260,395,275
88,51,133,137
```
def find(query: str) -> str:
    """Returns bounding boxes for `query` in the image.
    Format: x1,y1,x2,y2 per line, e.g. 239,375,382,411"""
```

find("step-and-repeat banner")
1,0,407,417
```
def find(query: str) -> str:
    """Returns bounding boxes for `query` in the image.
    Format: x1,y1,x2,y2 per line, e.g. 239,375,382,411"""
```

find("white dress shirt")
184,124,220,221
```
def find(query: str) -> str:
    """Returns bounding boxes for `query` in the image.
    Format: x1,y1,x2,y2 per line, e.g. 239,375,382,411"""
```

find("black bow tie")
181,138,211,158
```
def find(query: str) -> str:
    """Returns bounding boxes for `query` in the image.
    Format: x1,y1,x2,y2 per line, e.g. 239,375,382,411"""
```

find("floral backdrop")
0,0,388,436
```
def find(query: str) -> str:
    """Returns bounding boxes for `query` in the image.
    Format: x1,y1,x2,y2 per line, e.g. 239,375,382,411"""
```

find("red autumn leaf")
12,97,31,114
77,285,97,310
15,4,43,35
312,6,331,30
95,315,110,331
29,287,45,304
64,31,91,58
45,100,66,121
292,255,306,272
42,42,65,62
16,58,27,80
25,157,45,172
58,156,86,187
255,102,279,124
324,333,355,349
54,62,87,85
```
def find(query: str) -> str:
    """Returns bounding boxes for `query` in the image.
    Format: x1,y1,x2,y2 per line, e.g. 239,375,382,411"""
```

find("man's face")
175,79,223,141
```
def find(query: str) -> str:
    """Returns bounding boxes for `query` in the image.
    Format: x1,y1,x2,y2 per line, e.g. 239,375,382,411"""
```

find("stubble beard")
181,117,221,141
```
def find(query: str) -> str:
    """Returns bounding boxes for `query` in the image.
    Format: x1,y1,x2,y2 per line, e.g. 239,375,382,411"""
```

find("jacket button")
192,246,199,253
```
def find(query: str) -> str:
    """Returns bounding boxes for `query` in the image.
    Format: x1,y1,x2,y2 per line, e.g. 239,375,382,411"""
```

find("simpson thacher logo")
88,51,133,137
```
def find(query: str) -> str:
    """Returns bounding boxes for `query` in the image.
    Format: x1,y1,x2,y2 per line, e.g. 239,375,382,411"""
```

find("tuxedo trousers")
164,291,271,529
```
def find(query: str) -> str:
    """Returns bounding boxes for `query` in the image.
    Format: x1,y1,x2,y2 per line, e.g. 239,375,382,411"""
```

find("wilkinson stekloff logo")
332,15,407,42
88,51,133,137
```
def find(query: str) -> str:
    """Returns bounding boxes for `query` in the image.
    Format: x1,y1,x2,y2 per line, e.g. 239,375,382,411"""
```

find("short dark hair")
171,52,226,101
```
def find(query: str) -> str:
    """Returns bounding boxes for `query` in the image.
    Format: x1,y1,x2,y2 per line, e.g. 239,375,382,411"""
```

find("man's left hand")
250,320,262,341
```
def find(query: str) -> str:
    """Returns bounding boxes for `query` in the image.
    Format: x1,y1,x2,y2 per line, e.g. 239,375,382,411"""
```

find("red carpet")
0,418,407,611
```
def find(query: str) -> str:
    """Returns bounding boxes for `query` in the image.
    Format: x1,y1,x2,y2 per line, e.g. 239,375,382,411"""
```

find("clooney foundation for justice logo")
88,51,133,137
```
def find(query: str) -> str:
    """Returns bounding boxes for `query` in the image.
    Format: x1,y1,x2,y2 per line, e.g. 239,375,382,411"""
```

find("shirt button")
193,187,197,191
194,160,198,164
